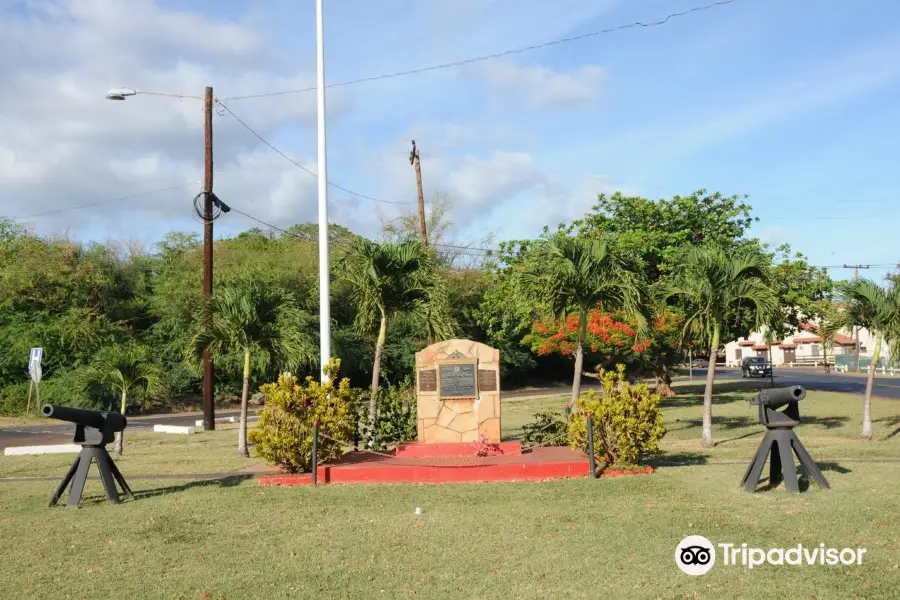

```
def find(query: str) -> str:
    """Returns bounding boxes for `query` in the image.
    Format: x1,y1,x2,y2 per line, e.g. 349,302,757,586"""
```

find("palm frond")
659,245,775,346
187,282,316,376
338,237,456,339
80,343,164,399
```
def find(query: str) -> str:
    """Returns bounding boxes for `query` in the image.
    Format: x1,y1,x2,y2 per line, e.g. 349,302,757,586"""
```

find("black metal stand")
586,415,597,479
740,428,830,493
49,445,134,508
311,421,319,487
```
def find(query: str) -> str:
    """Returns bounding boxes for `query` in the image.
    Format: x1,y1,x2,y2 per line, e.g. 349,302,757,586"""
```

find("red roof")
795,336,822,343
781,344,796,349
752,344,769,351
832,334,857,346
799,322,818,332
738,340,755,346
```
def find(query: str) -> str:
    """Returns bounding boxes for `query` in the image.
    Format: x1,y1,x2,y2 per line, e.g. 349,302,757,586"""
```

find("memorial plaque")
478,369,497,392
418,368,437,392
438,363,477,397
415,339,502,444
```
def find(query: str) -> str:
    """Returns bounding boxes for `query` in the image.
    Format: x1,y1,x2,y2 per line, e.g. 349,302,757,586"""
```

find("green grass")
1,463,898,599
4,382,899,480
504,381,900,462
0,424,265,479
1,384,899,598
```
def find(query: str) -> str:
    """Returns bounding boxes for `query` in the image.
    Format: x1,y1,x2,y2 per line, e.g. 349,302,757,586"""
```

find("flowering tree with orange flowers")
523,310,683,396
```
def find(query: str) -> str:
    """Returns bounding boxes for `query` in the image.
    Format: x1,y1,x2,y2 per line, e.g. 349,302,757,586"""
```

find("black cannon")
739,386,830,493
41,404,134,507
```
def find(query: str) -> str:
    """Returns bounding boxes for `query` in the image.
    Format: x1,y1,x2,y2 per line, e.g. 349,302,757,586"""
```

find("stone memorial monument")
414,339,501,444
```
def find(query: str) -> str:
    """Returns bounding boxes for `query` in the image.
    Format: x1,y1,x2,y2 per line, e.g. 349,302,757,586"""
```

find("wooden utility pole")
202,86,216,431
409,140,428,246
844,264,870,373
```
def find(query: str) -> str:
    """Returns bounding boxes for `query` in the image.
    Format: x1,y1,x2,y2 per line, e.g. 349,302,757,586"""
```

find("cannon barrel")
749,385,806,407
40,404,127,432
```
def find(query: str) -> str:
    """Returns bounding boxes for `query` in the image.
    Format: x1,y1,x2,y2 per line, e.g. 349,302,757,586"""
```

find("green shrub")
521,411,568,448
249,359,357,474
365,378,417,451
567,365,666,468
0,369,115,416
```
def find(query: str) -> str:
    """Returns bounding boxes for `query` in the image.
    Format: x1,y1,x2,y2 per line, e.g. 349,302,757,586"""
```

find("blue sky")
2,0,898,281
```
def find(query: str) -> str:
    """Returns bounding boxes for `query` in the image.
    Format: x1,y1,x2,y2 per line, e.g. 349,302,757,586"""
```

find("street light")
105,88,136,101
105,85,218,431
105,88,204,101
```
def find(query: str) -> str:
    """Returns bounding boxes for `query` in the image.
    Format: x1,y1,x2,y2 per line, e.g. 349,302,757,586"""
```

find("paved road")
0,409,255,451
3,368,896,451
695,367,900,400
504,368,900,400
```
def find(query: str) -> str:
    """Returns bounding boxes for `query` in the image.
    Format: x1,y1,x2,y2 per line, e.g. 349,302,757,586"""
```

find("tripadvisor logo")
675,536,868,575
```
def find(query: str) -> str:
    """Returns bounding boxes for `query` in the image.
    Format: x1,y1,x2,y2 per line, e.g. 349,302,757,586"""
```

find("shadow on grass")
669,416,756,432
670,415,849,435
751,462,851,492
647,452,711,467
670,379,774,400
80,475,254,504
715,430,761,445
133,475,254,500
874,415,900,440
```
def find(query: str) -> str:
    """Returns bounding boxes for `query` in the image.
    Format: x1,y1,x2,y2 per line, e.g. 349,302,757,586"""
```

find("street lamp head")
105,87,137,101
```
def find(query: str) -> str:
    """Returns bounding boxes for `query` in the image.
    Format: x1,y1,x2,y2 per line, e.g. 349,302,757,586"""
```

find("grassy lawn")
0,424,264,479
1,383,899,598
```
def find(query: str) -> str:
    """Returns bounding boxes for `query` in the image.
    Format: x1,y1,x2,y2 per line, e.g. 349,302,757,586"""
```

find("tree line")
3,189,896,446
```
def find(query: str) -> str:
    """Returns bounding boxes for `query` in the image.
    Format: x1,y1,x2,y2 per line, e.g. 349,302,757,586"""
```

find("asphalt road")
0,409,254,451
703,367,900,400
2,368,896,451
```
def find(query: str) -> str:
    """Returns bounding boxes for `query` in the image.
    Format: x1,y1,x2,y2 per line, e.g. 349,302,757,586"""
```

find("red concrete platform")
257,446,594,486
393,440,522,458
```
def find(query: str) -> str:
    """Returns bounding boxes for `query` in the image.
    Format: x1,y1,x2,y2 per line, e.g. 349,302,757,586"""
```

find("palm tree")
824,279,900,439
524,234,648,405
659,246,775,446
339,238,453,419
190,282,316,456
79,344,163,455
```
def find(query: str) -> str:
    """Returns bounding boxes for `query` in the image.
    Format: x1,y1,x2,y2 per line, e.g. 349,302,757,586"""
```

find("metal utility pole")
409,140,428,246
316,0,332,383
844,264,870,373
202,86,216,430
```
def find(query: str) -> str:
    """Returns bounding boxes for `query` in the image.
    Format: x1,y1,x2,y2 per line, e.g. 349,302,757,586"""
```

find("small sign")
28,348,44,372
30,363,42,384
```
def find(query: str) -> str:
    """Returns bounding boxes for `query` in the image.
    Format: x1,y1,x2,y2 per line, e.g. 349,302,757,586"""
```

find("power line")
221,0,740,102
11,185,187,220
216,216,900,270
226,203,491,255
217,101,414,206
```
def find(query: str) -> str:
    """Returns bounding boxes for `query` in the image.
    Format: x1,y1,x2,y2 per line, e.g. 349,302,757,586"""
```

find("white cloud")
757,226,788,247
512,173,620,237
364,128,623,242
0,0,352,237
445,151,546,210
473,59,606,109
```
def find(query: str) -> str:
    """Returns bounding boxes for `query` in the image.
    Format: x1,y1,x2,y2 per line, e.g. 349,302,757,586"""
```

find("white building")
724,323,889,367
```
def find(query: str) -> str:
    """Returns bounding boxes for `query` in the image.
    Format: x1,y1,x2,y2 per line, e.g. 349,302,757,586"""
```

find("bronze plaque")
418,368,437,392
477,369,497,392
438,363,477,397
